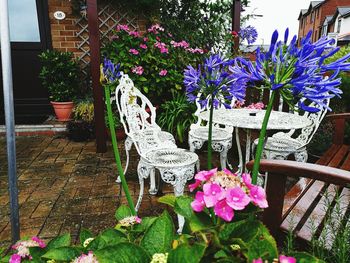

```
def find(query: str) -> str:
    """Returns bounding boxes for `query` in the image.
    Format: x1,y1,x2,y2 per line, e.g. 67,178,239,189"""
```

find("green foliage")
39,50,81,102
102,24,204,104
158,94,197,143
73,100,94,122
7,195,320,262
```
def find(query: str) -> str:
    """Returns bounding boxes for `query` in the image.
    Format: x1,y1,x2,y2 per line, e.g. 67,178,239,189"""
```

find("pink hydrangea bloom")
189,179,201,192
226,187,250,210
31,236,46,248
279,255,296,263
132,66,144,75
9,254,21,263
214,200,234,221
116,24,129,31
203,183,225,207
72,251,99,263
159,69,168,76
140,43,147,49
249,185,268,208
129,31,140,37
252,259,262,263
242,173,252,189
191,191,205,212
195,168,217,182
129,49,139,55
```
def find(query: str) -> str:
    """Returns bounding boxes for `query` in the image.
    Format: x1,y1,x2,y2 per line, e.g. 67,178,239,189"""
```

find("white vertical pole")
0,0,20,242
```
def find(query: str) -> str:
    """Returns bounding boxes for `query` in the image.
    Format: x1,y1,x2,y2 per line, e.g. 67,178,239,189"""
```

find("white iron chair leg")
136,159,152,211
149,168,157,195
117,137,133,183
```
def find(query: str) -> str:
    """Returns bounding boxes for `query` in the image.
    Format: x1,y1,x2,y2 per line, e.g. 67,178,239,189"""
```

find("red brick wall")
48,0,81,57
298,0,350,42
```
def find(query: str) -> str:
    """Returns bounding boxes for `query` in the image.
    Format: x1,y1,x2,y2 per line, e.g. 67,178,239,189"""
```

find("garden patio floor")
0,135,235,248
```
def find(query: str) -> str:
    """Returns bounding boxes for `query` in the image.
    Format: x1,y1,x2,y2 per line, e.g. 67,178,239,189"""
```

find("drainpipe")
0,0,20,242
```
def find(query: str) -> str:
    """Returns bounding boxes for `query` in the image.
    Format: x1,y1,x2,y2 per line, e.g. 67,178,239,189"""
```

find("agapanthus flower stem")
252,91,276,184
104,85,136,215
207,94,215,169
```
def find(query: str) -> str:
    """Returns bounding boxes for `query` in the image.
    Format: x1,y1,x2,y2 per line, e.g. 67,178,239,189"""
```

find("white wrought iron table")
199,108,313,173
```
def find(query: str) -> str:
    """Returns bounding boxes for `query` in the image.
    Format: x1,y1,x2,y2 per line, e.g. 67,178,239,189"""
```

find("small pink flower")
129,31,140,37
195,168,217,182
9,254,21,263
156,36,160,41
135,216,142,224
226,187,250,210
279,255,296,263
203,183,225,207
143,37,148,42
160,47,169,54
252,259,263,263
249,185,268,208
131,66,144,75
129,49,139,55
189,179,201,192
223,168,236,176
191,191,205,212
140,43,147,49
242,173,252,189
116,24,129,31
214,200,234,222
159,69,167,76
31,236,46,248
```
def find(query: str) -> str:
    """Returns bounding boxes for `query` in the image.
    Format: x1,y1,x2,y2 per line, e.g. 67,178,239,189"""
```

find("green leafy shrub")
158,94,197,143
102,23,204,104
39,50,81,102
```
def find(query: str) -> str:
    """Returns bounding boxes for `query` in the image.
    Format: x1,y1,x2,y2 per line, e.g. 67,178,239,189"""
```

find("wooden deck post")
87,0,107,153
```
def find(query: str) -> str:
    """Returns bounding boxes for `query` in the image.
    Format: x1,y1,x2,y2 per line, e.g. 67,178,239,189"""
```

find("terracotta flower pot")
51,101,74,121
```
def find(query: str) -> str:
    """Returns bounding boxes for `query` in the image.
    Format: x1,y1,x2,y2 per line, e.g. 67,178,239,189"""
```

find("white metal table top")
199,108,313,130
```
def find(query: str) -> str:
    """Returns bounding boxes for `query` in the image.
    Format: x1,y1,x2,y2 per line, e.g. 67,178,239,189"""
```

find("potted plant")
39,50,80,121
67,99,95,142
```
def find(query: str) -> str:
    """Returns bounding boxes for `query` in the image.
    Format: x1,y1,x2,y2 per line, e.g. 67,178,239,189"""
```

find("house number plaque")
54,11,66,20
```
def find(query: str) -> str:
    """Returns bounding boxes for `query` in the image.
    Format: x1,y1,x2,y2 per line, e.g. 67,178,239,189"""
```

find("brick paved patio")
0,135,231,248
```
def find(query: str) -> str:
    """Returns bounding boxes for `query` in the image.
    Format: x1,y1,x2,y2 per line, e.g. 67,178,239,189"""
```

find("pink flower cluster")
132,66,144,75
186,47,204,54
147,24,165,34
171,40,190,49
129,48,139,55
190,168,268,222
253,255,296,263
129,31,140,37
116,24,129,32
72,251,99,263
154,41,169,54
245,102,265,110
10,236,46,263
159,69,168,76
140,43,147,49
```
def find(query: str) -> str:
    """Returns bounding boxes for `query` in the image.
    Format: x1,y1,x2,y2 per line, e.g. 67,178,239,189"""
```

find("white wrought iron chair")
252,99,330,162
114,73,199,231
188,95,233,169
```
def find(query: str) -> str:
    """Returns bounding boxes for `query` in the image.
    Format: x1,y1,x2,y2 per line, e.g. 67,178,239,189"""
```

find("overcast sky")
242,0,310,45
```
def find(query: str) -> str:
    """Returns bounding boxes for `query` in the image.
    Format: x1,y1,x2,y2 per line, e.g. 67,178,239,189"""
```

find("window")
337,18,342,33
7,0,40,42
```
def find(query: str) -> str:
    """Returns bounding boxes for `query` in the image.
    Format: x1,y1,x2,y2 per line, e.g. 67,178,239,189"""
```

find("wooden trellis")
75,2,140,80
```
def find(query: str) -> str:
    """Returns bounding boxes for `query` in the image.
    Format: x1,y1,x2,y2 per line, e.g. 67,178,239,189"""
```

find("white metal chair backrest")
191,93,234,132
295,98,330,146
115,73,159,137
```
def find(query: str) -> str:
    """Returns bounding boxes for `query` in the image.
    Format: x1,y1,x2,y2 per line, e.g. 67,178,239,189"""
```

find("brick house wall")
298,0,350,42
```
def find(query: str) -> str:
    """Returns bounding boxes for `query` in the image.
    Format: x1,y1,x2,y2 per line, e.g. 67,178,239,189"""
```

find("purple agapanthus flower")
239,25,258,45
184,54,246,109
102,58,121,83
229,28,350,112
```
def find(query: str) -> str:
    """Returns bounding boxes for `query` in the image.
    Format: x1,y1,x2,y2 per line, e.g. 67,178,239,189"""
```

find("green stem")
207,94,214,170
104,85,136,216
251,91,276,184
